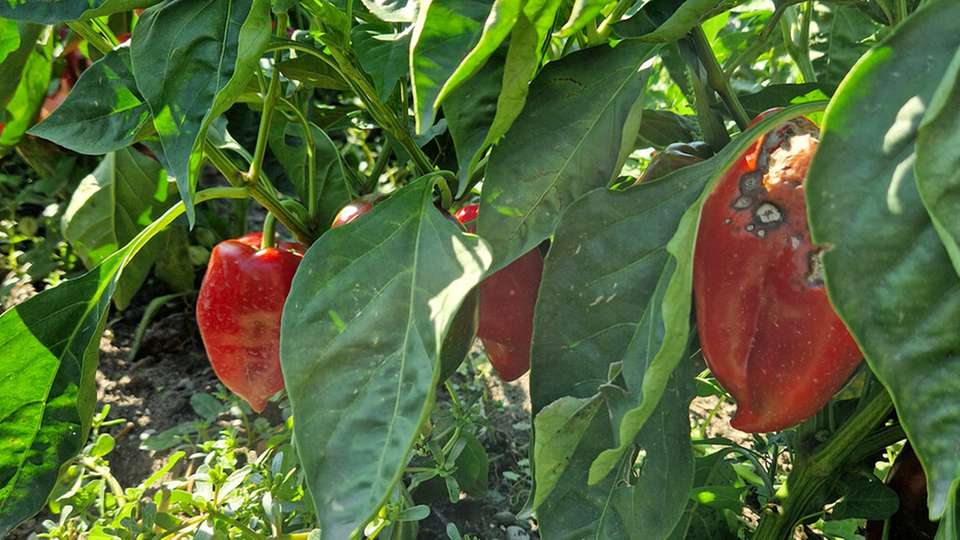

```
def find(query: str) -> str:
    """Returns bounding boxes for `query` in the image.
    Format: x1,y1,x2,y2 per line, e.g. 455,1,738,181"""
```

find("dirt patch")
95,287,221,488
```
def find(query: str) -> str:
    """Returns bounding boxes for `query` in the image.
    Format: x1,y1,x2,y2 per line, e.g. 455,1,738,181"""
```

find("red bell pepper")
693,112,863,432
196,232,304,412
455,204,543,382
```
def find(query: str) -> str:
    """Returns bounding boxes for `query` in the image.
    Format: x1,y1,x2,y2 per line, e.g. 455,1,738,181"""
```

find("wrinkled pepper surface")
693,112,863,432
456,204,543,381
196,232,304,412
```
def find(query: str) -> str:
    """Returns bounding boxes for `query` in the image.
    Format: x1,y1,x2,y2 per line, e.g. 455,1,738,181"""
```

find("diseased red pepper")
196,232,304,412
693,111,863,432
456,204,543,382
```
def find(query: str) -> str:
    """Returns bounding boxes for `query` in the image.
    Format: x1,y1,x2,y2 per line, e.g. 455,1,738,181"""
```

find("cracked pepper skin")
693,112,863,433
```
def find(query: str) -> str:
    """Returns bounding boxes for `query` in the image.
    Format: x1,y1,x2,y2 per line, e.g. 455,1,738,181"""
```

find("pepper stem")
261,213,278,250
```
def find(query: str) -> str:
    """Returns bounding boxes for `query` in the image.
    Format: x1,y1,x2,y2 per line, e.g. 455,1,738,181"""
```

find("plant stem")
261,213,277,249
895,0,908,23
677,41,730,149
753,389,894,540
269,38,435,175
595,0,635,40
724,2,799,77
204,143,313,243
66,21,115,55
690,26,750,130
276,97,319,220
207,508,265,540
455,154,488,201
366,139,393,192
247,14,287,185
81,458,127,505
435,174,453,210
73,19,314,244
779,3,816,83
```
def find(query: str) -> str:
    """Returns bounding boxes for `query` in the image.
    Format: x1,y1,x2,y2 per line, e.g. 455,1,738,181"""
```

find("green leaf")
830,472,899,521
61,149,175,309
668,451,743,540
479,0,561,149
583,103,827,484
0,186,245,536
130,0,270,224
0,19,19,63
280,174,491,539
268,119,350,230
616,0,722,42
0,0,157,24
477,41,659,272
0,22,40,110
352,23,412,102
361,0,418,23
529,169,707,417
276,55,350,90
916,47,960,277
811,4,883,93
533,354,696,538
437,289,478,382
452,431,488,496
443,48,503,189
29,47,152,155
557,0,608,37
532,395,604,509
0,25,50,150
738,83,827,118
90,433,115,458
352,27,410,102
153,221,195,293
410,0,492,133
635,110,699,149
434,0,520,107
804,0,960,519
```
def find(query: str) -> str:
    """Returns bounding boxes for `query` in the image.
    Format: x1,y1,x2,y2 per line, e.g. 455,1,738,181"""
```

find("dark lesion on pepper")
730,118,819,238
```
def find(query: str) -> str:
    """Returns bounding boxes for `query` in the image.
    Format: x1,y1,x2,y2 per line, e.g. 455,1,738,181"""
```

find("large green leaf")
0,0,157,24
530,171,707,416
916,47,960,277
130,0,269,223
0,187,245,536
477,41,659,272
268,119,350,229
280,175,491,539
61,149,175,309
29,47,152,155
410,0,492,133
533,354,696,539
805,0,960,519
434,0,520,107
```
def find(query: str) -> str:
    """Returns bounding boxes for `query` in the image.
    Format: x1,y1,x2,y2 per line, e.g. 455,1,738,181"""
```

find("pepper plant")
1,0,959,538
